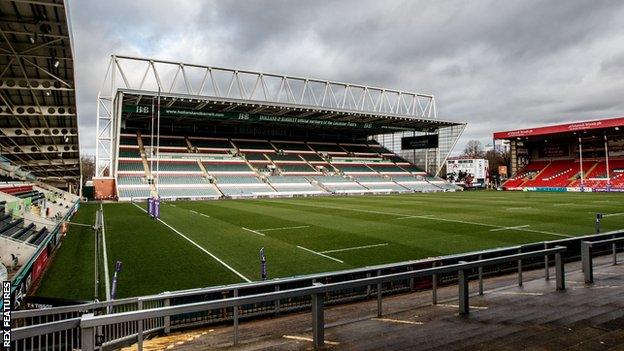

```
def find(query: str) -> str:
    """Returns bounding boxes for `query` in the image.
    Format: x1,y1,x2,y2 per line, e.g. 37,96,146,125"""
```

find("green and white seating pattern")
203,162,253,173
118,187,151,199
219,185,275,197
189,138,233,150
232,139,274,151
157,176,208,185
267,176,326,194
118,162,144,172
158,187,220,198
115,133,460,199
216,176,262,184
278,164,319,173
334,164,376,173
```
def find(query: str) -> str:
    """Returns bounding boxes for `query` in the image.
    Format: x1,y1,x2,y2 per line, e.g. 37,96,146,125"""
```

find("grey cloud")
69,0,624,156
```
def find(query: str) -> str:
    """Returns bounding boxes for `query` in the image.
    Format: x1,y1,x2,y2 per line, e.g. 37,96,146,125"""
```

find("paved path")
124,255,624,350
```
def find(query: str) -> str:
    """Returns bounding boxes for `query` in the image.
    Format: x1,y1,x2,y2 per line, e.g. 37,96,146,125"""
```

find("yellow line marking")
493,291,543,296
437,303,488,310
283,335,339,345
372,317,424,325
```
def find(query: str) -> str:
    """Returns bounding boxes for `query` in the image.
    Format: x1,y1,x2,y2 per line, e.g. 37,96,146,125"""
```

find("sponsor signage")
123,105,415,131
401,135,438,150
493,117,624,139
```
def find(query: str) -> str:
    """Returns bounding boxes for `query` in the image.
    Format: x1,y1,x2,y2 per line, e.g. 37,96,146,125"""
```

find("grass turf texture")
37,191,624,300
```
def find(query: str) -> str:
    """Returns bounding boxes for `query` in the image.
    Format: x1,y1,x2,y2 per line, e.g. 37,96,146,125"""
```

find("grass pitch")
36,191,624,300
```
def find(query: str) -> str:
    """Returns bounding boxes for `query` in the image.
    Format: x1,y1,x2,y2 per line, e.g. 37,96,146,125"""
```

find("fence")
9,229,624,350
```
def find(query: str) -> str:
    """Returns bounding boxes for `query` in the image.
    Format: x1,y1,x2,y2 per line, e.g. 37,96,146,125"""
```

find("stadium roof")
0,0,79,183
119,88,464,136
493,116,624,140
97,55,466,175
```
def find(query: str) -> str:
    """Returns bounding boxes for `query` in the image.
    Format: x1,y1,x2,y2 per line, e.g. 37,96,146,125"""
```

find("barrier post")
478,254,483,295
311,283,325,350
275,285,281,315
544,242,550,280
137,299,143,351
164,297,171,334
581,242,593,284
458,267,469,315
613,235,618,265
555,252,565,290
80,313,96,351
432,261,438,305
233,289,239,346
517,248,523,287
377,269,382,317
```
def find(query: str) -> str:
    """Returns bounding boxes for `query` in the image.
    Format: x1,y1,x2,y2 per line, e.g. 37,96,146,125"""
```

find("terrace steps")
580,161,599,182
135,131,157,196
518,161,551,187
197,161,224,197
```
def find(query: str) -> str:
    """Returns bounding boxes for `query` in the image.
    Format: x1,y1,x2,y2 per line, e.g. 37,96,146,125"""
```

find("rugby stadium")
2,1,624,351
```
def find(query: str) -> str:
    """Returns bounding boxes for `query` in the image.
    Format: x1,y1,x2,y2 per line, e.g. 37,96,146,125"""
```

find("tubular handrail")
582,236,624,246
15,236,584,319
11,318,81,340
11,246,566,344
581,235,622,284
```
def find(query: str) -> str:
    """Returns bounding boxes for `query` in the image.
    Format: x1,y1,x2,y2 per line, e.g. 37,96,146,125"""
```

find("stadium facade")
0,0,81,311
0,0,80,191
94,55,467,201
494,116,624,191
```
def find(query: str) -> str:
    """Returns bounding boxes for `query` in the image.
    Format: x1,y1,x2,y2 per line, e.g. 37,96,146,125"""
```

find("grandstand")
94,56,467,201
0,0,81,312
495,117,624,191
0,0,80,191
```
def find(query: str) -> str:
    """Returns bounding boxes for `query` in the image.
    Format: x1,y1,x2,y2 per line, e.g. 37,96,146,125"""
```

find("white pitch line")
296,245,344,263
257,225,310,232
394,214,435,220
553,203,575,206
490,225,530,232
131,202,251,282
372,317,424,325
604,212,624,217
282,335,339,345
272,200,573,238
321,243,389,253
241,227,265,236
100,203,111,301
199,213,210,218
505,207,531,211
190,210,198,214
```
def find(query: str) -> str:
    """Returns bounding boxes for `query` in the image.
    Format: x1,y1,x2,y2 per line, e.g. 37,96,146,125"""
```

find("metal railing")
14,246,566,351
10,229,624,350
581,235,622,283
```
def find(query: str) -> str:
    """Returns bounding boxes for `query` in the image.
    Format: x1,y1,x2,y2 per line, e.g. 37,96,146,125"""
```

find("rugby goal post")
93,208,104,300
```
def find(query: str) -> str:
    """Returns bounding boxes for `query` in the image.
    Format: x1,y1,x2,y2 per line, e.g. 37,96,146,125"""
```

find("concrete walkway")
124,255,624,350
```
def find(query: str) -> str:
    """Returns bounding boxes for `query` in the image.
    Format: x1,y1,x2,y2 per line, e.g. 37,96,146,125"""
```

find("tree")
80,154,96,183
485,148,511,180
462,140,485,158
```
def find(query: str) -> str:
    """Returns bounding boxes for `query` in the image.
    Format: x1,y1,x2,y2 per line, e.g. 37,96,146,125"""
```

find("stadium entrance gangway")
10,229,624,350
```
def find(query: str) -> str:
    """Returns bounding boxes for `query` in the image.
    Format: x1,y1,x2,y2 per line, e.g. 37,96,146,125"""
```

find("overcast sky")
69,0,624,156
